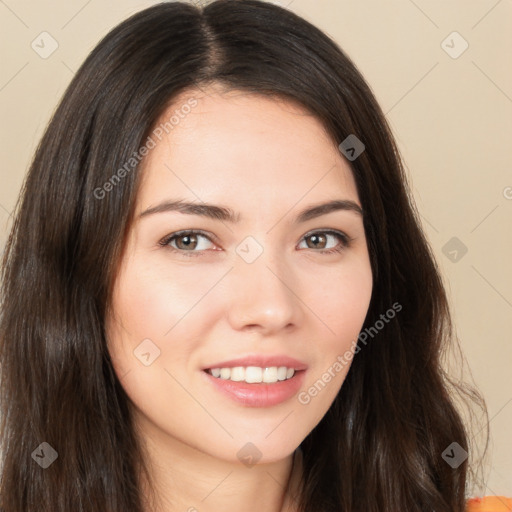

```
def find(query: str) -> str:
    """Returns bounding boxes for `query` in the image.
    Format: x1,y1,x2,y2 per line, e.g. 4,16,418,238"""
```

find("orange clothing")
466,497,512,511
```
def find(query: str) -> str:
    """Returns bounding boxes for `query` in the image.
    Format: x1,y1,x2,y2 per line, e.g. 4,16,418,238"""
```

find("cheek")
297,259,372,415
105,260,217,433
106,255,228,381
317,258,373,343
109,258,216,340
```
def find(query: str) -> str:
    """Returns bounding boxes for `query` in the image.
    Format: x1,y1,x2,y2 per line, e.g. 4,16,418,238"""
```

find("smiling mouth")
202,366,307,407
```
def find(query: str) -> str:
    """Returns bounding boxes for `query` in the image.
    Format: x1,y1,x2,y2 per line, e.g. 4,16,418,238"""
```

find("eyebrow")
138,198,363,223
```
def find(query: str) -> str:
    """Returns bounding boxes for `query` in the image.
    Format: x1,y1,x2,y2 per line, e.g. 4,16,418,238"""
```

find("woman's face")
106,86,373,465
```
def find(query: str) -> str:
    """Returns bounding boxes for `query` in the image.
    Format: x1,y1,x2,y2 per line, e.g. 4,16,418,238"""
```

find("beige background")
1,0,511,497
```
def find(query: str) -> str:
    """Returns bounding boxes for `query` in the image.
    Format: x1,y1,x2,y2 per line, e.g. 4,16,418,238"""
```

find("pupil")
310,234,325,248
180,235,195,248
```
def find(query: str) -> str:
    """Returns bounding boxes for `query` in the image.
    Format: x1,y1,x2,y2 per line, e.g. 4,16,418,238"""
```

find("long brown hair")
0,1,486,510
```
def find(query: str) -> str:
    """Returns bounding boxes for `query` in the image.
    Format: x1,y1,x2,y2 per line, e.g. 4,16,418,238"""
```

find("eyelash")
158,229,353,258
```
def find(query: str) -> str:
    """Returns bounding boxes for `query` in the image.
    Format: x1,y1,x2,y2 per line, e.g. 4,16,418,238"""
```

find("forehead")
136,86,359,213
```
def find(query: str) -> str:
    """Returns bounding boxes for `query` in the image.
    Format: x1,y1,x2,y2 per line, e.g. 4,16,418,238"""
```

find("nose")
225,245,304,335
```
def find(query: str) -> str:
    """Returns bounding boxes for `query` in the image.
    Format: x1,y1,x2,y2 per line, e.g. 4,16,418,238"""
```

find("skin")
106,84,373,512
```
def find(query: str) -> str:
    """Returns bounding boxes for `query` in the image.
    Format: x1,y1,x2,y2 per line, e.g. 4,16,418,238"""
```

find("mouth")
201,365,307,407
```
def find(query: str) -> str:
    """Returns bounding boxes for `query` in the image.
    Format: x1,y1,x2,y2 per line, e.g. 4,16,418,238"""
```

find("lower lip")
202,369,306,407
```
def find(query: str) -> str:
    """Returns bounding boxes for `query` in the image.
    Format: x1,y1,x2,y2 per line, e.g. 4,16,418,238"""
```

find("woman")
0,1,486,510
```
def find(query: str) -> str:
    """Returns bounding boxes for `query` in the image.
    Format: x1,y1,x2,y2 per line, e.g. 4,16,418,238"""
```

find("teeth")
245,366,262,383
263,366,278,382
207,366,296,384
230,366,245,381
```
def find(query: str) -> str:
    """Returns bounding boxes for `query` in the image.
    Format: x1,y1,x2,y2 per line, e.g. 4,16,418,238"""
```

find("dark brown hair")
0,1,486,510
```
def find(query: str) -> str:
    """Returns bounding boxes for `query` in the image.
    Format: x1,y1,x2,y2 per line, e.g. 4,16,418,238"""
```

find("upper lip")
202,355,308,371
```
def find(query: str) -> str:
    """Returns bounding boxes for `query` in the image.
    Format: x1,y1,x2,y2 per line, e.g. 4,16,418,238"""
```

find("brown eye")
159,230,216,256
305,233,328,249
299,230,351,254
174,233,199,250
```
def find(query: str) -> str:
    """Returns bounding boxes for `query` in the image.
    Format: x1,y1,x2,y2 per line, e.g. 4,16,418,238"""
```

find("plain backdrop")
0,0,511,497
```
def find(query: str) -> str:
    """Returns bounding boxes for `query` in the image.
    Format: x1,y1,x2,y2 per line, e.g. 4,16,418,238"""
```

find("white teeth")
207,366,296,383
262,366,278,382
245,366,262,383
230,366,245,381
277,366,287,381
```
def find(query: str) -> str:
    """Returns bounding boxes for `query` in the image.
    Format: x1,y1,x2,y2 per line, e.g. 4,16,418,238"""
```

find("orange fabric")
466,497,512,511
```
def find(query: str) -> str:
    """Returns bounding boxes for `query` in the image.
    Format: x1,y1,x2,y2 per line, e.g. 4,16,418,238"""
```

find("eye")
297,230,352,254
158,230,217,257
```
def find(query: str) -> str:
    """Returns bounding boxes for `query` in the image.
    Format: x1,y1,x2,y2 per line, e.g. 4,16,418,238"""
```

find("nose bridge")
226,234,301,332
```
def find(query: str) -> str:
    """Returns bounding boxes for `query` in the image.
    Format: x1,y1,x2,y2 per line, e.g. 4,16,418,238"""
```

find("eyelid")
301,228,352,243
